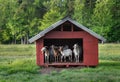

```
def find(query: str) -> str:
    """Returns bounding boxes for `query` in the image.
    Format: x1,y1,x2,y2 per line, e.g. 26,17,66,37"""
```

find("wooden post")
61,25,63,31
66,64,69,67
71,24,74,32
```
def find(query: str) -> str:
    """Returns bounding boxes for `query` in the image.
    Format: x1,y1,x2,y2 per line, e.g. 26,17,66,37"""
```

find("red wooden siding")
36,30,99,66
44,31,87,38
36,38,44,66
83,35,98,66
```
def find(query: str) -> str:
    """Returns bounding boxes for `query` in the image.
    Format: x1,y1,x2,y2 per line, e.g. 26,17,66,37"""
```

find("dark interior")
44,39,82,49
73,25,83,31
44,38,83,62
53,21,84,32
63,23,72,31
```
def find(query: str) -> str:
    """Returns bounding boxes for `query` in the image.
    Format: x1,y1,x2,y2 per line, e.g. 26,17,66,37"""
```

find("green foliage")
107,24,120,42
40,9,63,30
73,0,85,24
92,0,114,26
91,0,114,37
0,0,120,43
39,0,66,30
107,0,120,42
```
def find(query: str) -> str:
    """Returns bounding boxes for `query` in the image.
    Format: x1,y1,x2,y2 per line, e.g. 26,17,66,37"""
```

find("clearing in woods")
0,44,120,82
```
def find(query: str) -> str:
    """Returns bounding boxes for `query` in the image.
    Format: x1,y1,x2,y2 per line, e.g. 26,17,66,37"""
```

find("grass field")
0,44,120,82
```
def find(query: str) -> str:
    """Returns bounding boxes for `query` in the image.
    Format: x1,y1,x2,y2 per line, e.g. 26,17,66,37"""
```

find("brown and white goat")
51,45,60,62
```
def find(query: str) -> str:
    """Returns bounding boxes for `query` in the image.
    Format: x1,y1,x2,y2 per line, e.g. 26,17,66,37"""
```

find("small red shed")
29,17,106,67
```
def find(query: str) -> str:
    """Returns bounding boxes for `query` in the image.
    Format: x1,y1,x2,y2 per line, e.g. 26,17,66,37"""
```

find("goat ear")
41,47,44,51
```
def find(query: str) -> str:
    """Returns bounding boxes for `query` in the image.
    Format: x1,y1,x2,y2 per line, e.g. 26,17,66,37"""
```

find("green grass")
0,44,120,82
0,44,35,56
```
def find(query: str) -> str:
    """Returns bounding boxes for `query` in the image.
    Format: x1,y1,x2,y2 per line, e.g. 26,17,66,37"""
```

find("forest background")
0,0,119,44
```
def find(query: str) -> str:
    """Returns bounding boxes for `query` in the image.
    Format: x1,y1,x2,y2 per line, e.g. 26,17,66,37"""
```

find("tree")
0,0,17,44
91,0,114,38
107,0,120,42
73,0,96,27
0,0,119,43
73,0,85,24
40,9,62,30
39,0,66,30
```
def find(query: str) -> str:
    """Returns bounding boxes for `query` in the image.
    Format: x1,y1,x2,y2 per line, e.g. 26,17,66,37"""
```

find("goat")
63,45,69,50
73,44,82,62
49,46,54,63
59,46,72,62
51,45,60,62
41,46,49,63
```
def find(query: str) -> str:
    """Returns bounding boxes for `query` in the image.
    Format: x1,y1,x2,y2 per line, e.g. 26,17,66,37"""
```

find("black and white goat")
41,46,49,63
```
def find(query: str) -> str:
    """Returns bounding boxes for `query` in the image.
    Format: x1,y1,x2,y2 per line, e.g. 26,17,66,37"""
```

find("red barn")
29,17,106,67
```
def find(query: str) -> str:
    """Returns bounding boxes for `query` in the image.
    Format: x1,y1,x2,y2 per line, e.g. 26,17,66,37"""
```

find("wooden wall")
36,30,98,66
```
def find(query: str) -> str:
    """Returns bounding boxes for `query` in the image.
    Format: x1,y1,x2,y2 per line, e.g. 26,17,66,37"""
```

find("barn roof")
29,17,106,43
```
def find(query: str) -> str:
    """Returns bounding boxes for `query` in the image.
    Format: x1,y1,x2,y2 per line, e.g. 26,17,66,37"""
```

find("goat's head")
73,44,79,48
41,46,48,54
59,46,63,51
50,45,55,49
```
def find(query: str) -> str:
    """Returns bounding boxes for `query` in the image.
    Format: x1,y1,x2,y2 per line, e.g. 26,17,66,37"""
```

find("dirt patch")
40,66,85,74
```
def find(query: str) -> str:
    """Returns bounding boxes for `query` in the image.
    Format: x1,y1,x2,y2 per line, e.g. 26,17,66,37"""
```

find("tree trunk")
14,34,16,44
23,36,26,44
26,31,29,44
21,37,24,44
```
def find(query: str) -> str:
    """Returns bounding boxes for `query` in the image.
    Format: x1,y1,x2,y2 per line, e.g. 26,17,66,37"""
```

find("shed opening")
43,38,83,63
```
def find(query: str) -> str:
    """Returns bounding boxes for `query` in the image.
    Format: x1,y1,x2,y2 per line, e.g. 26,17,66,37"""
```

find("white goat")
41,46,49,63
59,46,72,62
73,44,81,62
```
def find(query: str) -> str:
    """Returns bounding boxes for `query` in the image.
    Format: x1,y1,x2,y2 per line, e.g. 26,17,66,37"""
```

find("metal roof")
29,17,106,43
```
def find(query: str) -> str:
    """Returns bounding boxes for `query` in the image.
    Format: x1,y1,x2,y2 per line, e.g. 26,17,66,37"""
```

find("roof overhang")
29,17,106,43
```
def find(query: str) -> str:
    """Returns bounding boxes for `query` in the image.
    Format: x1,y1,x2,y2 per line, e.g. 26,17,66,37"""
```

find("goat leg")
70,55,72,62
75,56,77,63
45,56,47,63
47,56,49,63
57,56,59,62
56,56,58,62
61,56,63,62
55,56,56,62
64,56,66,62
69,56,71,62
78,55,79,62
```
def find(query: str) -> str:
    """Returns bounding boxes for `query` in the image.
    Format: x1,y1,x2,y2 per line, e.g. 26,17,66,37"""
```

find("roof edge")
29,17,106,43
